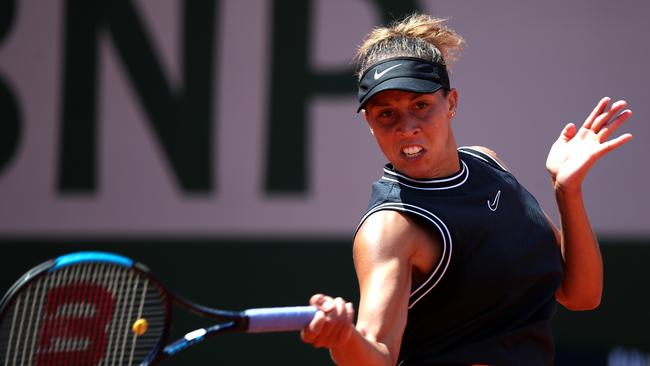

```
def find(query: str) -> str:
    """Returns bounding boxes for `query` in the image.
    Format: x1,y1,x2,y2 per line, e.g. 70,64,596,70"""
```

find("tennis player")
301,14,633,366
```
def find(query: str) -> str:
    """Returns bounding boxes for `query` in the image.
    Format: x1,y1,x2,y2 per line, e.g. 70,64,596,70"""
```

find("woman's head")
356,14,465,179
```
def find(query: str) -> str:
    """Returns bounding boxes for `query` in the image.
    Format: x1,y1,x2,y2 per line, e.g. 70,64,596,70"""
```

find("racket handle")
243,306,317,333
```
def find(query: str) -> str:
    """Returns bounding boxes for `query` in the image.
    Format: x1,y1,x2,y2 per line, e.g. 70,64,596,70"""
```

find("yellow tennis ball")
132,318,149,336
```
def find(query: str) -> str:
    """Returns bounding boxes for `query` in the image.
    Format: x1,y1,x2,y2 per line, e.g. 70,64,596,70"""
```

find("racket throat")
162,321,241,357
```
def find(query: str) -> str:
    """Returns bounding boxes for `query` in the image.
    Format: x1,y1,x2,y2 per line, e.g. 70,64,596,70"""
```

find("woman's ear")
447,88,459,118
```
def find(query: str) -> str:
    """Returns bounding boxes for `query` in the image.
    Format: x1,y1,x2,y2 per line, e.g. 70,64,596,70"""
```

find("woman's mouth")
402,145,423,158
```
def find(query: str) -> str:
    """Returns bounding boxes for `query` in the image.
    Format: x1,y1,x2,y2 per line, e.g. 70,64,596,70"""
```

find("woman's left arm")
545,96,633,310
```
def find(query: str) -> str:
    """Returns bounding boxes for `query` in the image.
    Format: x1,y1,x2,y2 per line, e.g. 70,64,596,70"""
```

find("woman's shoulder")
458,145,509,172
354,209,440,271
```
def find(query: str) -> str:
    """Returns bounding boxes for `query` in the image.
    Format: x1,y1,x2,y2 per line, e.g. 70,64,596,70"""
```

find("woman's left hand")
546,97,633,193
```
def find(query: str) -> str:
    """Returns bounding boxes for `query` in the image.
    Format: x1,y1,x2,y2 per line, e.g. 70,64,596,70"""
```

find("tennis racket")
0,251,317,365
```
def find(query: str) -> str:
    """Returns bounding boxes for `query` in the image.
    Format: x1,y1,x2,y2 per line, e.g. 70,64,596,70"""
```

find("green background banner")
1,240,648,364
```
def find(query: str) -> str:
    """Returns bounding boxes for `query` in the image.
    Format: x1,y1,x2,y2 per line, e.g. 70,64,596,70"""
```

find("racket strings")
0,263,167,366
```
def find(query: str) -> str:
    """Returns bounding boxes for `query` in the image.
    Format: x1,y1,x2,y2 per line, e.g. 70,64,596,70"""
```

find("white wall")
0,0,647,238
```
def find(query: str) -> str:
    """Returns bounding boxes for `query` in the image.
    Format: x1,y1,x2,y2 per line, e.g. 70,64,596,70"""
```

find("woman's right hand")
301,293,355,349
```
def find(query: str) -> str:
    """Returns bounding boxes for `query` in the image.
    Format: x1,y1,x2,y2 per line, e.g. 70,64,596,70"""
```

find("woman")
301,14,633,366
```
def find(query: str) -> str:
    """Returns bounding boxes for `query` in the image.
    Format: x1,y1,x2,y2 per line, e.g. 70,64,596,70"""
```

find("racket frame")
0,252,315,365
0,252,174,366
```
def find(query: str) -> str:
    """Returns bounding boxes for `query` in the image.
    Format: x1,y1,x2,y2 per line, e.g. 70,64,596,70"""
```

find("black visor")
357,57,450,112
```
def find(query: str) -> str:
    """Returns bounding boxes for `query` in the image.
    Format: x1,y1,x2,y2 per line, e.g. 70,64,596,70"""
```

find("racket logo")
0,252,315,364
36,283,115,366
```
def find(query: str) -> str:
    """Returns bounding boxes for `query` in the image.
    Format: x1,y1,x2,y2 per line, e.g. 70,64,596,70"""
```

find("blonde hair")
354,14,465,81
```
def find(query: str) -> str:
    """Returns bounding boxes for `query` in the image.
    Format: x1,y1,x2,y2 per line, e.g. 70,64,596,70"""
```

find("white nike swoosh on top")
374,64,402,80
487,190,501,212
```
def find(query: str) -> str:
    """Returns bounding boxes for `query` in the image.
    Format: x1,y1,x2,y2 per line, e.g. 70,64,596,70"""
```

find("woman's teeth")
403,146,423,157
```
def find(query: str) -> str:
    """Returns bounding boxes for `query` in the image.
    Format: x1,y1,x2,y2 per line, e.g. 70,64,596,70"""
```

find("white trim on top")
357,202,453,309
384,161,466,183
381,160,469,191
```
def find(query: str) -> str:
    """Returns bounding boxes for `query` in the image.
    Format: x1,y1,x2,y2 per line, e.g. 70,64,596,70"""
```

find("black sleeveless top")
356,147,563,366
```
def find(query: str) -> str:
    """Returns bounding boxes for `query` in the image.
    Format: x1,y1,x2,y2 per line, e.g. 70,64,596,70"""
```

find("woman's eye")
378,110,393,119
415,102,428,110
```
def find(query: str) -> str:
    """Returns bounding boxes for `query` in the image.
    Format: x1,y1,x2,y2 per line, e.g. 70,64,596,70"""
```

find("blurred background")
0,0,648,364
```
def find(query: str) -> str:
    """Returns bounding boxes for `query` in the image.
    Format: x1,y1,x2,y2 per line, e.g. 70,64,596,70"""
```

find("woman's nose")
397,117,421,136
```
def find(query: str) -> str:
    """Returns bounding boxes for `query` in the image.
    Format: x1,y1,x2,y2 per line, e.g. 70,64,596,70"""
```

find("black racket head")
0,252,171,366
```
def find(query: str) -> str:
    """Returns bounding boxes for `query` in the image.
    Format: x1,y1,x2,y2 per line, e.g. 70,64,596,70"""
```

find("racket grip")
243,306,317,333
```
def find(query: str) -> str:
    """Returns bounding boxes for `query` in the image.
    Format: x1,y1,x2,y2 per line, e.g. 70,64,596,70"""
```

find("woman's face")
363,89,458,179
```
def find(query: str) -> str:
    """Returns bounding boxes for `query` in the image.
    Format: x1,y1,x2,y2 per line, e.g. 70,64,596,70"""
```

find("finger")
331,297,347,323
600,133,634,155
301,310,326,344
309,294,323,305
304,310,338,348
310,294,335,310
597,109,632,141
560,123,577,142
339,302,355,343
583,96,611,129
345,302,355,323
308,310,326,334
323,298,350,347
321,298,335,312
591,100,627,133
333,297,346,313
311,316,337,348
310,293,326,305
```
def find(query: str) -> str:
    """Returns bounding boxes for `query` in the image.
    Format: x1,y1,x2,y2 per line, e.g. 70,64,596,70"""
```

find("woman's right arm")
302,210,440,365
